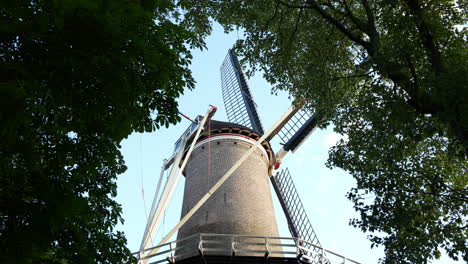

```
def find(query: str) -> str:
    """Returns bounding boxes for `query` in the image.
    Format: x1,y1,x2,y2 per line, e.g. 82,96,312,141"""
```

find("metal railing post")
231,235,235,256
168,242,174,263
198,234,203,256
321,247,325,264
138,250,143,264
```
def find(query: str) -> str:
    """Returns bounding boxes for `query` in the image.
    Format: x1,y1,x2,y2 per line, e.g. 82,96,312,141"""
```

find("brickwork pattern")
177,136,281,256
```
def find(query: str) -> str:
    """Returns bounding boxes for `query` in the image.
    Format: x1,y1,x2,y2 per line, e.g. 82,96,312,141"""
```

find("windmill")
135,50,361,264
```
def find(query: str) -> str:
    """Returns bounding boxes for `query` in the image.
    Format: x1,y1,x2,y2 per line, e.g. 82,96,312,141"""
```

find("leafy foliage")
0,0,205,263
180,0,467,263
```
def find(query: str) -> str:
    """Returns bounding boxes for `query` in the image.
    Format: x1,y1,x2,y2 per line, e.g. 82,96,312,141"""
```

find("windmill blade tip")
209,105,218,111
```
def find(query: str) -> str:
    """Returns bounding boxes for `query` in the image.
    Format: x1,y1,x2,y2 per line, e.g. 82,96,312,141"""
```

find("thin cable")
140,134,149,220
207,120,211,187
140,134,153,246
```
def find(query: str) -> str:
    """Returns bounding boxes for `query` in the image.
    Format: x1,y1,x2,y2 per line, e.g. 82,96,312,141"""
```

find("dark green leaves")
0,0,205,263
178,0,468,263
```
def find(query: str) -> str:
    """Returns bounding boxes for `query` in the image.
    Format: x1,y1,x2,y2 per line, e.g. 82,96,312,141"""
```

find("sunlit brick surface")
177,136,280,256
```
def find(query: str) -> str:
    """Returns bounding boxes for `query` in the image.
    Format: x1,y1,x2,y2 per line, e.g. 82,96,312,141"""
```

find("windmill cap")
197,119,276,167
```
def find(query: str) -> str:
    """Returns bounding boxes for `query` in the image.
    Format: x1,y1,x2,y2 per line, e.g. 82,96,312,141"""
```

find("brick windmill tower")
136,50,361,264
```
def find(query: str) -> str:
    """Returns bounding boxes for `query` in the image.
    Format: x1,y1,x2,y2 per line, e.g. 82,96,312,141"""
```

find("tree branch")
340,0,370,34
275,0,447,133
359,0,379,46
262,1,281,34
276,0,373,52
405,54,419,94
360,0,375,29
288,6,303,46
404,0,445,73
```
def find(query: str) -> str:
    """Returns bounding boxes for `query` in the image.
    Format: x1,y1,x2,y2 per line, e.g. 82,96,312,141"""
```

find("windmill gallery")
135,51,360,264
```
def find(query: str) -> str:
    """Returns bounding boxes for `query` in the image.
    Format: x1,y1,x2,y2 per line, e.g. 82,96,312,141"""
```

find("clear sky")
116,23,459,264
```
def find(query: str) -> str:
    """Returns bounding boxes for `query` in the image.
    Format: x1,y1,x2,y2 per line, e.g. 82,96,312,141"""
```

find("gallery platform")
135,233,360,264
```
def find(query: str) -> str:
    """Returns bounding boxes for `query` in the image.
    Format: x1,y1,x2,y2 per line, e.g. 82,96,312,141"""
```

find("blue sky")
116,23,460,264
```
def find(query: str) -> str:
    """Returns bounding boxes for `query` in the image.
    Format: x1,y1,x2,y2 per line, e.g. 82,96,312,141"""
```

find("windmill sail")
271,168,322,262
277,108,319,153
220,50,264,134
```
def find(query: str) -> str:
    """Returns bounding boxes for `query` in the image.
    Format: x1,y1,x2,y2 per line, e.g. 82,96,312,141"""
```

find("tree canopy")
180,0,467,263
0,0,205,263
